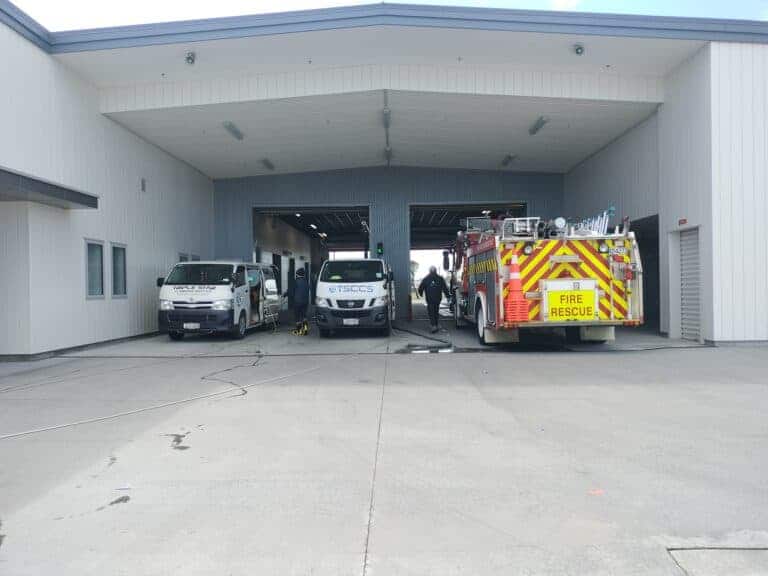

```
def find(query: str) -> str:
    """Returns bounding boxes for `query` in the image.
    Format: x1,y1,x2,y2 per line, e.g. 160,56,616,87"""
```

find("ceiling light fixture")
310,223,318,230
222,121,244,141
573,44,585,56
501,153,518,167
295,213,301,218
529,116,549,136
261,158,275,171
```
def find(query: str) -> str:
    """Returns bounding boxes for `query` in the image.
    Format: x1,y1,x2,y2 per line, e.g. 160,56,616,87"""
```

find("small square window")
112,245,127,296
191,254,200,261
179,253,189,262
86,241,104,297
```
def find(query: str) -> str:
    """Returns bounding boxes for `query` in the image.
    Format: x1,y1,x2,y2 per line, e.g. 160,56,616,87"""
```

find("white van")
157,261,280,340
314,258,395,337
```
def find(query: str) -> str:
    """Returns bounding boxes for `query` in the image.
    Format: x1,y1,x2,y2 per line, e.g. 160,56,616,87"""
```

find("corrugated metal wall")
564,113,659,222
215,166,563,319
563,45,716,341
710,42,768,341
0,203,31,354
658,45,713,340
0,21,215,354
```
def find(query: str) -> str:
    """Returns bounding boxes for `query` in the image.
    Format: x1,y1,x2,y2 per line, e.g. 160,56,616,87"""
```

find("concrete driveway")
1,328,767,575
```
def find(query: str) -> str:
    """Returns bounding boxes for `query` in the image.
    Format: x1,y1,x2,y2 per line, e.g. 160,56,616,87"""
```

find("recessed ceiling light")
310,224,318,230
501,154,517,167
222,121,244,141
529,116,549,136
295,213,301,218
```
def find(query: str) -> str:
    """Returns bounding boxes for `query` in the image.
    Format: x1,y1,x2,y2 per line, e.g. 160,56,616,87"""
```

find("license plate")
342,318,359,326
546,290,596,321
183,322,200,330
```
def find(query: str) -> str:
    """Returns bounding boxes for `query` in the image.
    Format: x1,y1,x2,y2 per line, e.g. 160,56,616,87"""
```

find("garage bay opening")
409,203,525,322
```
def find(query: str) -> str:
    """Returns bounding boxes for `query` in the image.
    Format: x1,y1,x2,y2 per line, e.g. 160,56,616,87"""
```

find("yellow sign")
547,290,596,321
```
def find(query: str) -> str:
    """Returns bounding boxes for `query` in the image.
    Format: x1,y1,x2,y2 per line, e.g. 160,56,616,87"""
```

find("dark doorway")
288,258,296,306
410,203,526,249
633,214,660,333
272,253,282,293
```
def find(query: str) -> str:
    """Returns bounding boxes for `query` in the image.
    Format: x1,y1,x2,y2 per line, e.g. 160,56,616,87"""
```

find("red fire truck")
451,214,643,344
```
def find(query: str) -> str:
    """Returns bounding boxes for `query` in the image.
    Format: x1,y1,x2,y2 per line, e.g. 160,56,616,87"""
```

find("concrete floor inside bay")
1,324,767,575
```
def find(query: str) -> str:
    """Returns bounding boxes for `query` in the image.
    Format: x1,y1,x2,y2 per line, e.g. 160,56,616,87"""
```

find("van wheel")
169,332,184,341
232,312,247,340
476,303,487,345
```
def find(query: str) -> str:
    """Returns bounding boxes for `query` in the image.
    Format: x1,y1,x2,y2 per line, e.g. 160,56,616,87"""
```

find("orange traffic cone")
505,251,529,323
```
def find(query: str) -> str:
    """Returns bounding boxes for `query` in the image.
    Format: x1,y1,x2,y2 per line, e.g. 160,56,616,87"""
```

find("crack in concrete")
199,355,264,397
361,358,388,576
109,495,130,506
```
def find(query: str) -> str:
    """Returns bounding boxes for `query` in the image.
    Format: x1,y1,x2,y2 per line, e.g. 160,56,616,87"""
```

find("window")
179,253,189,262
112,244,127,297
320,260,384,283
235,266,246,288
246,267,262,287
190,254,200,261
86,241,104,297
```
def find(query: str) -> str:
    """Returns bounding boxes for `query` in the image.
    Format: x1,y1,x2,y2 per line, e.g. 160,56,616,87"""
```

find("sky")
12,0,768,31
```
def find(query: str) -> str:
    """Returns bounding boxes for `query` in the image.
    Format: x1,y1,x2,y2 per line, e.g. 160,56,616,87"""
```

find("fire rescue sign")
546,290,597,321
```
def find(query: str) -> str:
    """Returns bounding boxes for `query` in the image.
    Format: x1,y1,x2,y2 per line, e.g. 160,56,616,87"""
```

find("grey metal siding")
564,113,659,222
214,166,563,319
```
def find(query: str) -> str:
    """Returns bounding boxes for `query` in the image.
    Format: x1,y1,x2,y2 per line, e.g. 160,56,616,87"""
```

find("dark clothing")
294,303,308,324
418,272,450,327
427,299,441,328
293,276,310,306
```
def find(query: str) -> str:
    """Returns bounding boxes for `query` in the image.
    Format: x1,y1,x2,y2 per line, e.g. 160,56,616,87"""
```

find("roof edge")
4,1,768,55
0,0,50,51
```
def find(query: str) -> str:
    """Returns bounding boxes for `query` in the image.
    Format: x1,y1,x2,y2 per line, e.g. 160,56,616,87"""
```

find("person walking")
418,265,450,333
290,268,311,335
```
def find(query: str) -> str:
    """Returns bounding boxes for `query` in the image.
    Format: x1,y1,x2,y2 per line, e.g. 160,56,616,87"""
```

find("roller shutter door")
680,229,701,341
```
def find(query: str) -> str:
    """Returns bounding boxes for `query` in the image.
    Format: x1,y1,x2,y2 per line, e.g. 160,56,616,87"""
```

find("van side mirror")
442,251,450,271
156,277,164,287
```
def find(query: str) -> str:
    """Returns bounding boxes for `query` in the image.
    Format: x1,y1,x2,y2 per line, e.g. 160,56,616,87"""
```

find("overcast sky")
12,0,768,31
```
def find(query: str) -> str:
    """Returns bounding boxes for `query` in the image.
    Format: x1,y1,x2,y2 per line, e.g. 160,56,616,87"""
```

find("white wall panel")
658,45,713,340
0,203,31,355
99,63,665,114
0,23,214,354
564,113,659,221
710,42,768,341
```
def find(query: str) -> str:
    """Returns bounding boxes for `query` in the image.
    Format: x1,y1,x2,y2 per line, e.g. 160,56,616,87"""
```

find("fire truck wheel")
476,304,487,345
454,298,465,328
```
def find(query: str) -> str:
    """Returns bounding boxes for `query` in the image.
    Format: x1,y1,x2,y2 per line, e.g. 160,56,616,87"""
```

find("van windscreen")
320,261,384,283
165,264,233,285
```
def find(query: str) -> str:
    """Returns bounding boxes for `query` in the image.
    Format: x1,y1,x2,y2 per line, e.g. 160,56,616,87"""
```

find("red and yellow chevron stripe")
499,239,630,322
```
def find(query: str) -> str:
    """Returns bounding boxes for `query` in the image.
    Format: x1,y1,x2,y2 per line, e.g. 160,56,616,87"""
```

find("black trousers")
294,304,308,324
427,299,441,326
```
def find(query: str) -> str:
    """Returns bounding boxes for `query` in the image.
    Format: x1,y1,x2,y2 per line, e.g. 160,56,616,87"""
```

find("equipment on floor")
451,210,644,344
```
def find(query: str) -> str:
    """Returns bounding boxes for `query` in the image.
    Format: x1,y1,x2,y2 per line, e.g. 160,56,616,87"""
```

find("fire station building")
1,1,768,355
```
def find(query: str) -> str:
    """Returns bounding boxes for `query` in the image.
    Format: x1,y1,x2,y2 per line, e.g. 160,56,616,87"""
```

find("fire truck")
450,212,643,344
